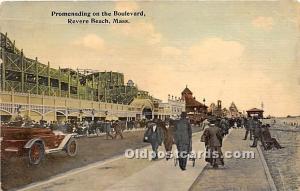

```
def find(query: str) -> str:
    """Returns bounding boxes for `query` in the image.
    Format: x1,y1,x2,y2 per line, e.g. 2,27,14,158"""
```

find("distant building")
0,32,172,122
229,102,239,117
181,86,207,114
246,108,264,118
166,95,186,119
208,103,216,115
210,100,223,117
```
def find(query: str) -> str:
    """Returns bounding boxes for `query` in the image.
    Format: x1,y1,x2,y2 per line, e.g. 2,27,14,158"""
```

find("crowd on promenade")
2,112,285,168
142,113,285,171
143,113,236,170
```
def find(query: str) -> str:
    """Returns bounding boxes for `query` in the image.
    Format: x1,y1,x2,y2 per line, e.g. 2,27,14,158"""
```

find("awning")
105,115,118,121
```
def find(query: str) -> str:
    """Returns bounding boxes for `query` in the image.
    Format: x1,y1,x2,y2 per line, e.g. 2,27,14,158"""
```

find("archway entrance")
142,108,152,120
130,98,154,120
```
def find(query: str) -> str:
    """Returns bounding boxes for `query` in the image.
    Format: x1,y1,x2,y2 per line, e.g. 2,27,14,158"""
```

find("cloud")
161,46,182,57
111,21,162,45
252,16,274,31
112,2,161,45
115,2,139,12
188,37,244,68
73,34,105,51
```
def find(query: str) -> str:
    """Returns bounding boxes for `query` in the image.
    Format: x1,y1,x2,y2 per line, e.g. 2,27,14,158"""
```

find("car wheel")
66,138,78,157
29,142,44,165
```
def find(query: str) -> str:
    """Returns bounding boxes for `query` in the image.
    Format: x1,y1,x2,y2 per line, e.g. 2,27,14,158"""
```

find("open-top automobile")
1,125,78,165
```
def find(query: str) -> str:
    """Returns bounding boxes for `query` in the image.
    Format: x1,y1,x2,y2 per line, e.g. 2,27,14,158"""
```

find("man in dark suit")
250,117,262,147
105,121,114,140
201,120,224,168
144,121,164,160
113,120,124,139
243,117,253,140
261,124,284,150
174,112,192,171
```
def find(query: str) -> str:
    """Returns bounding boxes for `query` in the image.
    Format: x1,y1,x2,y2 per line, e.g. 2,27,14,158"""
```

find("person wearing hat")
243,117,253,140
113,120,124,139
143,121,164,160
174,112,192,170
201,119,224,168
105,120,114,140
160,119,175,160
250,116,262,147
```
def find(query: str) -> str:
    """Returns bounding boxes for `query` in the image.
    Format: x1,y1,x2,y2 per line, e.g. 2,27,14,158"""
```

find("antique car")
1,126,78,165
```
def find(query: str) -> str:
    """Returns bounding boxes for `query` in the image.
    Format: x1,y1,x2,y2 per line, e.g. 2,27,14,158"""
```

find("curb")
15,153,126,191
257,145,277,191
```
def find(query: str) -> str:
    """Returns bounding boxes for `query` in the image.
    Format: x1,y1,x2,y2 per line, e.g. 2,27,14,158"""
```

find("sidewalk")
190,129,273,191
18,129,275,191
21,132,207,191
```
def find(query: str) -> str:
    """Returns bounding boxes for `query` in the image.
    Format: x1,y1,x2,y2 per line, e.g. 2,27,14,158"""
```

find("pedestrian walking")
143,121,164,160
220,117,229,136
160,120,175,160
113,121,124,139
200,118,209,131
174,112,192,171
243,117,253,140
105,121,114,139
201,120,224,168
250,117,262,147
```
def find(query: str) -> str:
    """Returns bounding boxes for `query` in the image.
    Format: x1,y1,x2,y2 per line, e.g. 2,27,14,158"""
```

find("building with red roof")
246,108,264,118
181,86,207,114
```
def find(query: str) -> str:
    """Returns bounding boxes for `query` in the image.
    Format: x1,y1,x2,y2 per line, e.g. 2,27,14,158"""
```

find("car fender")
59,134,77,149
24,138,45,149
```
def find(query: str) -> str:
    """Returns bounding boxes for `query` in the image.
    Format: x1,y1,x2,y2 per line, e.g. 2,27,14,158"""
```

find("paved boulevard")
18,129,274,191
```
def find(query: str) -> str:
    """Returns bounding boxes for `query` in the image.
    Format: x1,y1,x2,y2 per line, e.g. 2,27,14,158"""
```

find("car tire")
66,138,78,157
28,142,44,165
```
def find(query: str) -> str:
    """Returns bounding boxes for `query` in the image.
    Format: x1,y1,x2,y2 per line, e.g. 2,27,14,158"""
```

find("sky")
0,1,299,117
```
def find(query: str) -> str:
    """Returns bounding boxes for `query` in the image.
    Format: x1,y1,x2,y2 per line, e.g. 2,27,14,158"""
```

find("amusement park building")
181,86,207,114
0,32,183,122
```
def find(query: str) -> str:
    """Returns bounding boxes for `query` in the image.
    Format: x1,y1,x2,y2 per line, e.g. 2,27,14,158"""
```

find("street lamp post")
92,109,95,121
79,109,83,122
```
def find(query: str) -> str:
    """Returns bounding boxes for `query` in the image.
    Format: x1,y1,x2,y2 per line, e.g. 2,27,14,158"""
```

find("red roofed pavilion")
181,86,207,114
246,108,264,118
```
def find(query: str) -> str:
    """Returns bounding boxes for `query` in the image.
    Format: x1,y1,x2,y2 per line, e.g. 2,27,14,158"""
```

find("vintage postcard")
0,1,299,191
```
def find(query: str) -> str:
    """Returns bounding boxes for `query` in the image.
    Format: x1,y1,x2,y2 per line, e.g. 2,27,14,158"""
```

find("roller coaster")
0,32,151,105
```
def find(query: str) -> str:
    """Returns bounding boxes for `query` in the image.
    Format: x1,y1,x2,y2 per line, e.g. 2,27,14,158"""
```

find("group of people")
51,119,137,139
243,116,284,150
282,120,299,127
5,114,152,140
143,113,285,172
143,112,192,170
143,113,238,170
